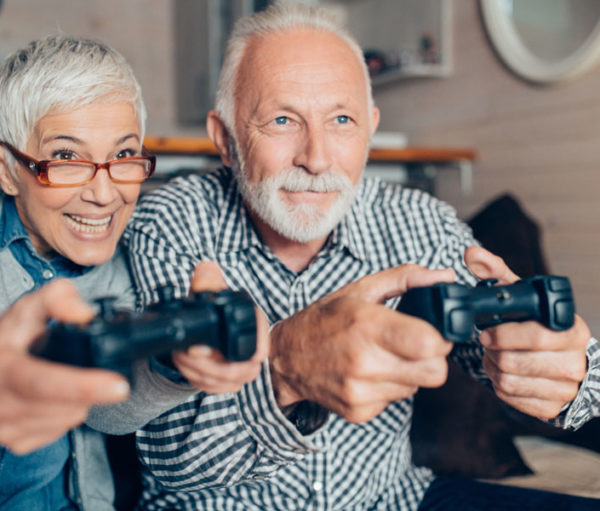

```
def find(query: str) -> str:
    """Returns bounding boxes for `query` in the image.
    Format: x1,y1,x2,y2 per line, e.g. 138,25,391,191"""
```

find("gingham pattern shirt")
125,168,600,510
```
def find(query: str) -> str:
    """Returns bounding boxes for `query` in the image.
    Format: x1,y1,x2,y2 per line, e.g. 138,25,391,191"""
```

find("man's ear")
0,152,18,196
206,110,233,167
370,105,381,136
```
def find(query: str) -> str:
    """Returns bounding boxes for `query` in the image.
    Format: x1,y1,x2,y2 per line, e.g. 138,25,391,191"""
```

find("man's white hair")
0,34,147,178
215,1,374,134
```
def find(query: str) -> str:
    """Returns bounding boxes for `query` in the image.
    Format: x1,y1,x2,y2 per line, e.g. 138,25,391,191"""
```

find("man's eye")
274,116,289,125
336,115,349,124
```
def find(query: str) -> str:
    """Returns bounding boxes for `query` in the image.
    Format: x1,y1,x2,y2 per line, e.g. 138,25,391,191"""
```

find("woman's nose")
80,167,119,205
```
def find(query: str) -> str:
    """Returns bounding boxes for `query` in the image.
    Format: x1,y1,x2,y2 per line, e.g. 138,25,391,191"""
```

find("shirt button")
312,480,323,492
42,270,54,279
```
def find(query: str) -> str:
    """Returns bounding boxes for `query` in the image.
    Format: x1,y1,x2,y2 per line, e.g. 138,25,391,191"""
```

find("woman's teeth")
65,214,112,233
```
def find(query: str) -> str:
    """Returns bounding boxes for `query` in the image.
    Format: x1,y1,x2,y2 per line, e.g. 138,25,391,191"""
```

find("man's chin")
279,189,338,209
270,213,337,243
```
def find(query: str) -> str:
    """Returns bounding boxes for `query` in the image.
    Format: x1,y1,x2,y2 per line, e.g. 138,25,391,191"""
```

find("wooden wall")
374,0,600,332
0,0,180,134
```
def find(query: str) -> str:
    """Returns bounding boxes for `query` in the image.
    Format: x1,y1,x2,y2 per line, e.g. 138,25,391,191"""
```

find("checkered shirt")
124,167,600,510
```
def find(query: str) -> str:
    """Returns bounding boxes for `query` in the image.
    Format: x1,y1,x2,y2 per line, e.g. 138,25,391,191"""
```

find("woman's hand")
0,280,130,453
171,261,269,393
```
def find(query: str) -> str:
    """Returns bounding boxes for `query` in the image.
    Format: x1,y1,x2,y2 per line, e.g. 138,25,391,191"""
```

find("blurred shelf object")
325,0,453,85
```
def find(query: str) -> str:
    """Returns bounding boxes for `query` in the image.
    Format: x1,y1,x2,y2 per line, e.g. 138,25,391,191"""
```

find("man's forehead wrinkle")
250,62,364,111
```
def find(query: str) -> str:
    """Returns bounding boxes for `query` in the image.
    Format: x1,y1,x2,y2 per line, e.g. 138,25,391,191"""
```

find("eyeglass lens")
47,160,150,185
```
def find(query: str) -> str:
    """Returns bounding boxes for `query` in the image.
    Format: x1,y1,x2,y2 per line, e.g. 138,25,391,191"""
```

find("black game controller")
33,289,257,379
396,276,575,343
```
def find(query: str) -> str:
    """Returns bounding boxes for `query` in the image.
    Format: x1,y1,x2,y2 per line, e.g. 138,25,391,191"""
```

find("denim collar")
0,194,88,282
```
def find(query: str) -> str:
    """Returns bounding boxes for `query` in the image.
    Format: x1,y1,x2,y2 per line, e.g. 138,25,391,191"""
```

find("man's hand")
171,261,269,393
269,265,456,423
465,246,590,419
0,280,130,454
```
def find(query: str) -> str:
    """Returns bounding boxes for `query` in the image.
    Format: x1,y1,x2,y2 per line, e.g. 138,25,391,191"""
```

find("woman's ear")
206,110,233,167
0,153,18,196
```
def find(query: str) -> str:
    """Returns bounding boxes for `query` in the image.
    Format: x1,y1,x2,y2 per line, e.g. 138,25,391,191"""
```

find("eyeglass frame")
0,140,156,187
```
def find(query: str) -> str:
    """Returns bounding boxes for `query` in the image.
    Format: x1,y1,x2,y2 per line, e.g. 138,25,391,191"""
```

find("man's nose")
292,125,332,174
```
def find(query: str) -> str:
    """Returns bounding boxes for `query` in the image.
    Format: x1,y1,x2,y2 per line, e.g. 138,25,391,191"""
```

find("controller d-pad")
448,307,472,340
554,299,575,329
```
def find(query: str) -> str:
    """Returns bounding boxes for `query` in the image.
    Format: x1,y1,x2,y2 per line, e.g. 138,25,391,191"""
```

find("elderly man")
125,3,600,510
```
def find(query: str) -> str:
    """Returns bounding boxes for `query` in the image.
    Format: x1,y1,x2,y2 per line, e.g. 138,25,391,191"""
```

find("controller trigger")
476,278,498,288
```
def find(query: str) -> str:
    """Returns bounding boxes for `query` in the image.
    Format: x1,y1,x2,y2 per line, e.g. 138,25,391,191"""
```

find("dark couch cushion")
411,361,532,478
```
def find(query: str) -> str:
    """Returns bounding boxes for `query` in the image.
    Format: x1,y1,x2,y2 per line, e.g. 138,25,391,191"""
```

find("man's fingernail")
479,331,491,347
188,345,213,356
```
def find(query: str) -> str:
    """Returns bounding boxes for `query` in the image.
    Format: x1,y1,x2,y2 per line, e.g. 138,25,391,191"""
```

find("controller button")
449,308,472,336
549,278,570,292
444,283,470,298
554,299,575,328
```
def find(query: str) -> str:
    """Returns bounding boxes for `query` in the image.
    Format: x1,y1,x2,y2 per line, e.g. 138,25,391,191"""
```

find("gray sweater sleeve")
86,358,198,435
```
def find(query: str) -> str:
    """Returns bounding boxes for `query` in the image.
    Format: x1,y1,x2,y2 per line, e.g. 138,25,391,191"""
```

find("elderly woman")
0,34,267,511
0,35,154,511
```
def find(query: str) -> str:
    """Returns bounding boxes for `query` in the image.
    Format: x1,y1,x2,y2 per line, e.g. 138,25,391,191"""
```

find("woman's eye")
274,116,289,125
336,115,350,124
115,148,135,159
52,150,76,160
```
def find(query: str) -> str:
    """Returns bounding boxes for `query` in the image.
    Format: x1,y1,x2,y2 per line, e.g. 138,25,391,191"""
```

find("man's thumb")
191,261,228,292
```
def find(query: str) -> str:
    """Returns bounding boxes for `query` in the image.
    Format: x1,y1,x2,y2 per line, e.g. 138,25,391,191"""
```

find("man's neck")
249,211,328,273
269,236,327,273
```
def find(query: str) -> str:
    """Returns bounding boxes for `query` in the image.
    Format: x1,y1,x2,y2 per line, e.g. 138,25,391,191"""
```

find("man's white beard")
231,146,358,243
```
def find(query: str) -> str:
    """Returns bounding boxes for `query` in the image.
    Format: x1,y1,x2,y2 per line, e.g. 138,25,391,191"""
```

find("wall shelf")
326,0,453,85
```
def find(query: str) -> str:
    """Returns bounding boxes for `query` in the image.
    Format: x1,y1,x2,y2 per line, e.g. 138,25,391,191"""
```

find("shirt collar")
0,194,30,249
0,194,89,279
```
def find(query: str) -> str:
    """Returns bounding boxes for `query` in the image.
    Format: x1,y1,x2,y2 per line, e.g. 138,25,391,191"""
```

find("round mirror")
481,0,600,84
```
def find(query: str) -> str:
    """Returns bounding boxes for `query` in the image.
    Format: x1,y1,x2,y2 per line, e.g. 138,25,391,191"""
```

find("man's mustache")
274,167,352,193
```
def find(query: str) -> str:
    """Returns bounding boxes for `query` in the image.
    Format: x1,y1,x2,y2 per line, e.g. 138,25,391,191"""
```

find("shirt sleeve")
126,209,198,307
86,359,198,434
136,361,328,490
547,337,600,429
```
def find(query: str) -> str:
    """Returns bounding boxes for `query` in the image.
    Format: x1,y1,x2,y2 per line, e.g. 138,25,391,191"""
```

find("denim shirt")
0,196,88,511
2,195,88,287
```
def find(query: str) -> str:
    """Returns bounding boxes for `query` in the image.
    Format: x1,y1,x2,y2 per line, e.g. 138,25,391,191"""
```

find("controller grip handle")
472,276,575,331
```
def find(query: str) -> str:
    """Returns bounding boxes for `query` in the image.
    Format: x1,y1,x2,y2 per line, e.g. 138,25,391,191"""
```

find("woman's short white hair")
215,1,374,134
0,34,147,177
